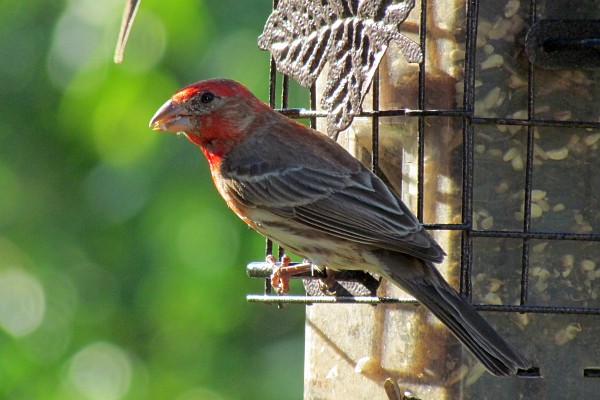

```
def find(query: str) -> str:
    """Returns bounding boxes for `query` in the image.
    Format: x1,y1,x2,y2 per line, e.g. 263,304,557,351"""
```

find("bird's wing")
222,146,445,263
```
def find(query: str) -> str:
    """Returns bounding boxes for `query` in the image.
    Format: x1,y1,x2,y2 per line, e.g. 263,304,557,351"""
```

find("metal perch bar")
247,262,600,314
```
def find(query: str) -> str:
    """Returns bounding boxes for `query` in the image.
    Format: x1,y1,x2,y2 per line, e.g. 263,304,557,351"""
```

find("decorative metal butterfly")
258,0,423,138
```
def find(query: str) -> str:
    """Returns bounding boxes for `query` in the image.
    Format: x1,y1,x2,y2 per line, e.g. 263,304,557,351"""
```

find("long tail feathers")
379,252,531,376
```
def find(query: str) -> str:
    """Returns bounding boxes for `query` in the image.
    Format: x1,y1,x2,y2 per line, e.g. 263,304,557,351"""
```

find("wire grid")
258,0,600,316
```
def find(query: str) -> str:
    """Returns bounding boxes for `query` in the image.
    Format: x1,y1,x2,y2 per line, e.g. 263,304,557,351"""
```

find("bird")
149,78,531,376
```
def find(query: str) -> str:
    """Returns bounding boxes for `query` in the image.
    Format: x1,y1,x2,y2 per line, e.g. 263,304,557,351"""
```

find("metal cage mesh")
251,0,600,315
250,0,600,320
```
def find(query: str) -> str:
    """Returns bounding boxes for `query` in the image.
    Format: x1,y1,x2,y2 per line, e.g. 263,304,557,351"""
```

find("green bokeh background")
0,1,306,399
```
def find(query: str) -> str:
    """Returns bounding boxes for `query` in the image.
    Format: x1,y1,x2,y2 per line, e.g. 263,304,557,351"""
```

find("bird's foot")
318,269,337,294
267,254,312,294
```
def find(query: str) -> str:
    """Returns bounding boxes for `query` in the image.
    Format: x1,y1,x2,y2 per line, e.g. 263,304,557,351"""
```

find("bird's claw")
268,254,291,294
267,255,313,294
318,269,337,294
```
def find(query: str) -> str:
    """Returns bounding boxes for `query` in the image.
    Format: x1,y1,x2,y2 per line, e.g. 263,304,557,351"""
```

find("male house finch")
150,79,531,376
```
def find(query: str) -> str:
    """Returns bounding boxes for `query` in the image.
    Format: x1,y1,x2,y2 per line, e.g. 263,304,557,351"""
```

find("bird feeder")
250,0,600,399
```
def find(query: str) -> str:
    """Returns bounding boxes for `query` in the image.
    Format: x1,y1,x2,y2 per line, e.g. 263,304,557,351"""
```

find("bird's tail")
376,250,531,376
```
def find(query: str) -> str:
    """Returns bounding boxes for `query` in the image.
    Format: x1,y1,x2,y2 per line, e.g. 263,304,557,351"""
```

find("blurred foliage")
0,0,308,399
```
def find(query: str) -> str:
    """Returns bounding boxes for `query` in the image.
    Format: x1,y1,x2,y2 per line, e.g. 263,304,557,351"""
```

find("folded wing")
222,150,445,263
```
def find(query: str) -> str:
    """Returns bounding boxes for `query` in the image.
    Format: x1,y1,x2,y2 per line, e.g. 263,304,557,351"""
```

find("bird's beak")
149,99,194,132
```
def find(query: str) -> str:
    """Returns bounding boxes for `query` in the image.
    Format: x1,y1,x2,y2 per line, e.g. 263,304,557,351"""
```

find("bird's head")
150,79,266,159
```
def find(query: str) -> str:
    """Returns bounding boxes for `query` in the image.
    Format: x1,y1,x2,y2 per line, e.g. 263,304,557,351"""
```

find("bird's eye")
200,91,215,104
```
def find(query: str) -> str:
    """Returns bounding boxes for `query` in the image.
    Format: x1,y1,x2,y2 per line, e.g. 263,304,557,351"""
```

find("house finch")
149,78,531,376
